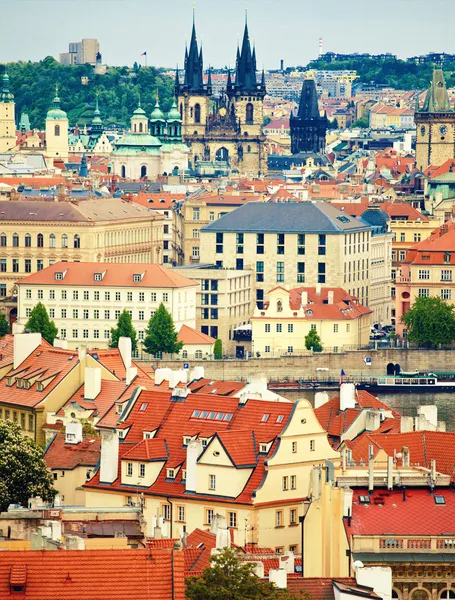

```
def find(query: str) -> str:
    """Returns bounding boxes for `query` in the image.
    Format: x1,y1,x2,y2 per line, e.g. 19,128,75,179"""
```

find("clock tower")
415,69,455,170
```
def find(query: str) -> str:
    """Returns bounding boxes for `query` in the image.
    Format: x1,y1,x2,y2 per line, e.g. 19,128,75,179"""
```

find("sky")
1,0,455,69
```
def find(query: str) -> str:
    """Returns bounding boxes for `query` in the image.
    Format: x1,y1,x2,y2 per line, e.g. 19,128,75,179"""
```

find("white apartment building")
17,262,197,349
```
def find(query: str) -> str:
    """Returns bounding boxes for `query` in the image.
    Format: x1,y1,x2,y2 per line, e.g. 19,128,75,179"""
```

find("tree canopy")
110,310,138,352
213,339,223,360
1,58,175,129
143,303,183,356
24,302,58,345
402,296,455,347
186,548,309,600
0,313,9,338
305,328,323,352
0,420,56,511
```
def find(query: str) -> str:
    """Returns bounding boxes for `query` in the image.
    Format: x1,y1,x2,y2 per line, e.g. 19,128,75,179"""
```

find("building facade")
0,73,16,154
290,79,328,154
175,18,267,176
17,262,197,349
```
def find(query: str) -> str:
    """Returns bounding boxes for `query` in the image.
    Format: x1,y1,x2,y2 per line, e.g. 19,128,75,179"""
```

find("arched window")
61,234,68,249
194,103,201,124
139,122,143,133
133,124,136,132
37,233,44,248
195,350,203,359
49,234,56,248
73,234,80,249
12,233,19,248
182,350,188,359
55,124,60,137
277,300,283,313
25,233,31,248
440,591,455,600
141,165,147,178
246,103,254,123
121,165,126,178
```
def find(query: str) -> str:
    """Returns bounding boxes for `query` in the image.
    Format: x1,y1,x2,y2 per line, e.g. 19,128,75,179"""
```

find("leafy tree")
143,303,183,356
213,338,223,360
0,313,9,337
24,302,58,345
327,118,338,130
186,548,309,600
305,328,323,352
0,420,56,511
352,116,369,128
110,309,138,352
402,296,455,347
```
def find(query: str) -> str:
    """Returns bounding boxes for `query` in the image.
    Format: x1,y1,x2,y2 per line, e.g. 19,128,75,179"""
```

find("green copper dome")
167,99,181,122
47,91,67,120
132,98,147,118
1,73,14,103
150,93,165,122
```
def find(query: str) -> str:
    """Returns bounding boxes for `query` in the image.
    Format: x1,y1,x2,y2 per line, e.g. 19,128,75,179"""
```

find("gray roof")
201,202,371,234
0,198,156,223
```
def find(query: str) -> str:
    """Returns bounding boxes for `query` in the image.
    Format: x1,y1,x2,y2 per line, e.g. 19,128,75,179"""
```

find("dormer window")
37,382,44,392
166,468,175,479
445,253,451,264
259,443,268,453
94,273,103,282
133,273,143,283
55,272,64,280
183,436,192,446
16,379,23,389
118,430,124,439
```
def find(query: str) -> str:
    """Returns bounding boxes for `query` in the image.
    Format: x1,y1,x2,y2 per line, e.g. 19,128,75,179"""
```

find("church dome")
47,91,67,120
150,93,165,122
1,73,14,103
167,99,181,122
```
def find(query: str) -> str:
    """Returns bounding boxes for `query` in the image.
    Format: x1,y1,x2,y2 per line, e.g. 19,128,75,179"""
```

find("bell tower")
290,78,328,154
0,72,16,153
175,12,211,138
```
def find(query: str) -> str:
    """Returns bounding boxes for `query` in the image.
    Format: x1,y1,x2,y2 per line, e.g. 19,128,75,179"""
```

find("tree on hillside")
24,302,58,345
143,303,183,356
0,420,56,511
0,313,9,337
186,548,310,600
110,310,138,352
402,296,455,347
213,338,223,360
352,116,369,128
305,328,323,352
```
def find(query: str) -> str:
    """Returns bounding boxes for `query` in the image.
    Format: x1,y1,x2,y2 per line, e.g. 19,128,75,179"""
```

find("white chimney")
340,383,356,410
315,283,321,294
99,429,119,484
327,290,334,304
400,416,414,433
155,367,172,386
53,339,68,350
191,366,205,381
186,439,203,492
44,520,62,542
269,569,287,589
354,565,392,600
65,421,83,445
66,535,85,550
417,405,438,429
343,487,353,517
13,332,41,369
126,366,138,385
300,291,308,306
280,552,295,574
314,391,329,409
78,344,87,362
387,455,393,490
84,367,101,400
118,337,132,370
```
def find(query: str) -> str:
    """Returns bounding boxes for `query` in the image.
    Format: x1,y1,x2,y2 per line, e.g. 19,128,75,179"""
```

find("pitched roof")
201,202,370,234
0,334,15,369
178,325,215,345
380,201,429,222
286,578,374,600
44,433,101,470
18,262,198,289
57,380,128,420
0,549,184,600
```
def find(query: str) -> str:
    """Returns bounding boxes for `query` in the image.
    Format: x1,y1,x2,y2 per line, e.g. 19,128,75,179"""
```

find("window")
73,290,79,300
276,261,284,283
282,476,289,491
25,233,31,247
62,290,67,300
209,211,215,221
256,261,264,282
0,233,6,247
400,232,405,242
94,273,102,282
206,509,214,524
49,233,56,248
236,258,244,270
318,234,326,255
265,324,270,333
414,233,421,242
177,506,185,522
192,208,200,220
276,323,282,333
310,439,315,451
162,504,171,521
83,329,89,339
275,510,283,527
25,289,31,299
418,269,430,280
139,464,146,478
290,475,296,490
209,474,216,490
94,329,100,339
333,324,339,333
418,288,430,297
139,292,145,302
292,441,297,453
265,345,271,353
60,328,66,339
83,290,89,300
127,462,133,477
37,259,43,271
49,309,55,318
297,262,305,283
297,234,305,255
0,259,6,272
25,308,31,318
216,232,223,254
434,495,446,505
73,329,78,339
37,233,44,248
318,262,326,284
256,233,264,254
194,103,201,123
37,289,43,299
104,330,110,339
105,292,110,301
288,324,293,333
12,259,19,273
61,309,67,318
246,102,254,123
12,233,19,247
228,512,237,528
399,250,406,261
139,310,145,320
163,292,169,302
151,292,157,302
73,234,81,249
442,269,453,281
441,289,452,300
236,233,244,254
83,309,89,319
73,309,78,319
287,346,293,353
277,233,285,255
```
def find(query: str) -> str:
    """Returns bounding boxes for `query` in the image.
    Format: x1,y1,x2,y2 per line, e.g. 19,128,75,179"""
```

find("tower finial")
245,6,248,25
155,88,159,105
55,84,59,96
138,92,141,108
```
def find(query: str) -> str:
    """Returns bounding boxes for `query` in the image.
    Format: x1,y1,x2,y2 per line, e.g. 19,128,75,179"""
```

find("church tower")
0,72,16,153
175,14,211,137
131,97,149,134
415,69,455,170
290,78,327,154
45,88,69,161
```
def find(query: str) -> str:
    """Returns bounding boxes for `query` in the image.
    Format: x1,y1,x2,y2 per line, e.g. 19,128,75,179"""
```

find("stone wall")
144,348,455,381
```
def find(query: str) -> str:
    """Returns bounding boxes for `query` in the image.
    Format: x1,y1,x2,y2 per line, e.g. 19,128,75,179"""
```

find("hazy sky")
1,0,454,68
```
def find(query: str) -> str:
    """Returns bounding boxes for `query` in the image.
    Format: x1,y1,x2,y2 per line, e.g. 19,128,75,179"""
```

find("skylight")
435,495,446,505
276,415,284,423
139,403,148,411
261,414,270,423
191,411,233,422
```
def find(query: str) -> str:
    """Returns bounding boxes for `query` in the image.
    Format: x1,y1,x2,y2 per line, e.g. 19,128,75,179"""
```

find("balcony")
396,276,411,284
352,534,455,555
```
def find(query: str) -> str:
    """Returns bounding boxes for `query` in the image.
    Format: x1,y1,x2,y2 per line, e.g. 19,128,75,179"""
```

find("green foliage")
143,303,183,356
402,296,455,347
308,57,452,91
110,310,138,352
213,338,223,360
305,328,323,352
24,302,58,345
186,548,309,600
327,117,338,130
0,313,9,337
352,116,369,128
0,420,56,511
1,59,175,129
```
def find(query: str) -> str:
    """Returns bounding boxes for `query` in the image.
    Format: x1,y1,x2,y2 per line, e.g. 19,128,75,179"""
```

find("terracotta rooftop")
178,325,215,346
57,379,128,420
44,433,101,470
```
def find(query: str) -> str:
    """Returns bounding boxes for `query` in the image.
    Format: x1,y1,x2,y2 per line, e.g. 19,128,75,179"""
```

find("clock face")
219,107,227,117
420,125,426,136
440,125,448,135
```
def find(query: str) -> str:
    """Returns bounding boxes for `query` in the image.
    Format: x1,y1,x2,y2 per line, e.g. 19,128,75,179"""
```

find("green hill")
1,57,175,130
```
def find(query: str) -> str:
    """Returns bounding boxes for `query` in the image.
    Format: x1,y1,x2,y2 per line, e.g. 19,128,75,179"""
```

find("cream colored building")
45,90,69,161
17,262,198,349
0,73,16,154
173,265,254,354
252,286,372,355
201,202,372,309
0,197,164,310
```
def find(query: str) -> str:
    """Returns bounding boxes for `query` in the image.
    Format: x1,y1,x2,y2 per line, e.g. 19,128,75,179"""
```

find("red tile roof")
122,438,169,461
0,549,184,600
381,201,429,222
18,262,198,289
130,193,186,210
178,325,215,345
0,334,15,369
44,433,101,470
286,578,373,600
187,378,244,396
57,380,127,420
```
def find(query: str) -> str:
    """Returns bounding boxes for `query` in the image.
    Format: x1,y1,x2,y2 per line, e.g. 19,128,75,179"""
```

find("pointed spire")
261,69,266,89
207,66,212,90
252,45,257,73
1,71,14,103
175,65,180,92
235,13,258,93
422,69,451,113
183,9,204,92
94,93,100,116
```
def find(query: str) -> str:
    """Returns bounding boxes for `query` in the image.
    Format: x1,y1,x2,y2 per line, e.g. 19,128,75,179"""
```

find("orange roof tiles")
0,334,15,369
178,325,215,345
381,201,429,222
122,438,168,461
44,433,101,470
18,262,198,289
0,549,185,600
130,192,186,210
57,380,127,420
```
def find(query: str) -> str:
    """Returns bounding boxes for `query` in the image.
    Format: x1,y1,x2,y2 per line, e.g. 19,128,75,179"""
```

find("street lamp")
298,497,313,578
